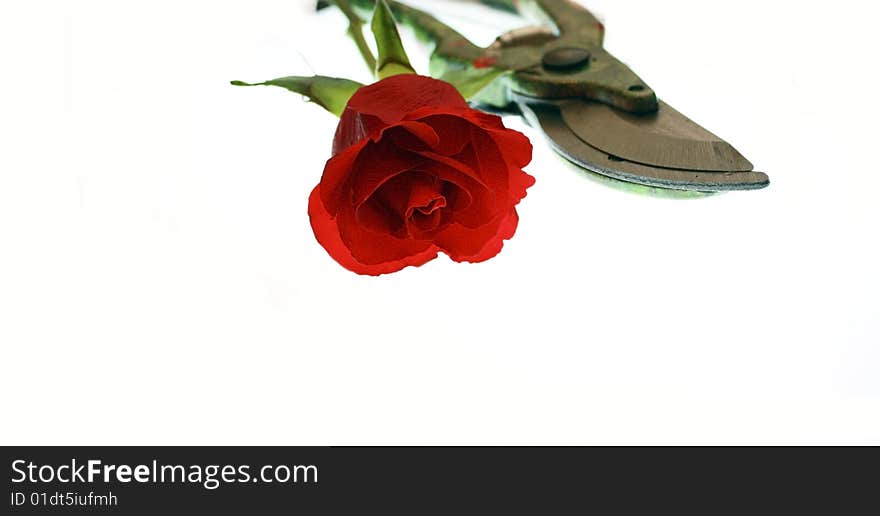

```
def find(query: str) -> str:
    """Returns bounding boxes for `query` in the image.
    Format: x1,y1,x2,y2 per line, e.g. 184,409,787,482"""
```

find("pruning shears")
323,0,769,192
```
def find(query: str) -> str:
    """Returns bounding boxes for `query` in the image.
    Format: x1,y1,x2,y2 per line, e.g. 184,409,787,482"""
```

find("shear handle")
481,0,604,44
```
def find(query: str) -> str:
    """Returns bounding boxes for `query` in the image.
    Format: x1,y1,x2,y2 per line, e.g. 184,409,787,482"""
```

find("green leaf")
231,76,363,117
371,0,415,79
439,67,507,100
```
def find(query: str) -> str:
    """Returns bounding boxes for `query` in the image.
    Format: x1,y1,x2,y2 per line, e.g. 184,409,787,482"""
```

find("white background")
1,0,878,444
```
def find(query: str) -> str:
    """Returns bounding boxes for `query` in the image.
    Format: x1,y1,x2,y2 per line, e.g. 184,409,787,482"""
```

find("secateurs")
326,0,769,192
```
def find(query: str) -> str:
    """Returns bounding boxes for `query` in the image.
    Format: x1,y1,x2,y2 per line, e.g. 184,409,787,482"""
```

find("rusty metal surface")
558,99,755,172
520,102,769,191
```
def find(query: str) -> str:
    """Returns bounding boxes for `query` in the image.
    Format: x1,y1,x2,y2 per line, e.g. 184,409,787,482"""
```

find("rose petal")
332,111,375,155
418,158,496,229
435,208,520,263
349,139,424,208
384,121,441,152
365,171,441,223
461,128,535,204
415,148,487,187
309,185,439,275
354,173,464,237
414,107,532,170
482,124,534,170
319,139,369,216
354,194,405,236
460,108,506,131
344,75,468,125
336,202,437,267
407,114,473,156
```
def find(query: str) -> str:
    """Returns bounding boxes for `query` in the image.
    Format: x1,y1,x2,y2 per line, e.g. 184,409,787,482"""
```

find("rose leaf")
231,76,363,117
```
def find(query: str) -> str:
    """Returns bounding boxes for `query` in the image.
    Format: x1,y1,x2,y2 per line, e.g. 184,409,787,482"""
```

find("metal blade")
518,101,769,191
559,99,754,172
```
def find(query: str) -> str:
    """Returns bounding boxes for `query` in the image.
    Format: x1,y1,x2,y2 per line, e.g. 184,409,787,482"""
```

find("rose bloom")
308,74,534,275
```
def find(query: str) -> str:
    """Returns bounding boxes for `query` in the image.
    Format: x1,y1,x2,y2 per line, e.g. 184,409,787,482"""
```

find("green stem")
332,0,377,74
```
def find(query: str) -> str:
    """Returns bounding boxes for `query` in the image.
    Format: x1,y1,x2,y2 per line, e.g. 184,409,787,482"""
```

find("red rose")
308,74,535,275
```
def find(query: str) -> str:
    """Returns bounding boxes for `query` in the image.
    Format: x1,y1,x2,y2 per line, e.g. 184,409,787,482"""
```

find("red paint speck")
472,56,497,69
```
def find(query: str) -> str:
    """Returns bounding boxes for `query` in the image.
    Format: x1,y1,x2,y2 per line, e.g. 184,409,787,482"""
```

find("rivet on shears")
542,47,591,71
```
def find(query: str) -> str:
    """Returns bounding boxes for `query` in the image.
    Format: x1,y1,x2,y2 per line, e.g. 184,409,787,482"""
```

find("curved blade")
559,100,754,172
519,102,769,191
